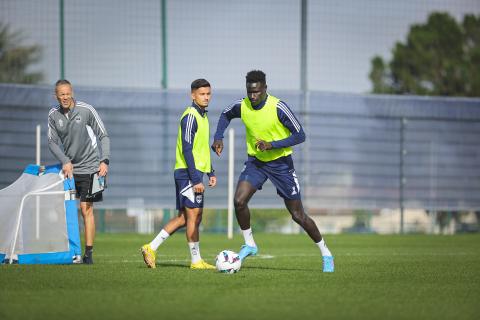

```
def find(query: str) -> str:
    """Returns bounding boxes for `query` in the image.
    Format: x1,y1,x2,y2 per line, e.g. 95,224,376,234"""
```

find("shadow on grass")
134,262,189,269
156,262,189,268
137,264,315,272
238,265,317,272
136,261,319,272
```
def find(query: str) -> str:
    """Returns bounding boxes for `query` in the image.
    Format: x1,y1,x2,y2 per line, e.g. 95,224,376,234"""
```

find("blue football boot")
322,256,334,273
238,244,258,261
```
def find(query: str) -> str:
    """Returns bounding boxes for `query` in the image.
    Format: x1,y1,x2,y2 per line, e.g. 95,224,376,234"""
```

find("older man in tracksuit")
48,79,110,264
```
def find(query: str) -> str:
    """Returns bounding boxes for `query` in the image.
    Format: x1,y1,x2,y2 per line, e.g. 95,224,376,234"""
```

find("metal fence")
1,83,480,213
1,0,478,93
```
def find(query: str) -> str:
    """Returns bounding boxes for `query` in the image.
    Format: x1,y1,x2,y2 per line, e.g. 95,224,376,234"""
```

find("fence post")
36,125,41,239
161,0,168,89
227,128,235,239
162,107,170,171
399,118,406,234
98,209,106,233
59,0,65,79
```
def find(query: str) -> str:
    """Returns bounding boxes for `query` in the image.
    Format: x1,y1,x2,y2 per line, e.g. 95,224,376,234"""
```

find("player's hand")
255,139,272,151
62,162,73,179
208,176,217,187
212,140,223,156
193,182,205,193
98,162,108,177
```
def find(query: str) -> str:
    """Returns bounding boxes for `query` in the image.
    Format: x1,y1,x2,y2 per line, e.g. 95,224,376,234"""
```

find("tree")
0,22,43,84
369,12,480,97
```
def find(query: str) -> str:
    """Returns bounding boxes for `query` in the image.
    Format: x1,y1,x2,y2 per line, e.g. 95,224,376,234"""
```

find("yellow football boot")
141,244,156,268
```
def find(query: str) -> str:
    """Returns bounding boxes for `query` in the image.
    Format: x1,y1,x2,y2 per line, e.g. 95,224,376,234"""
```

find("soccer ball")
215,250,241,274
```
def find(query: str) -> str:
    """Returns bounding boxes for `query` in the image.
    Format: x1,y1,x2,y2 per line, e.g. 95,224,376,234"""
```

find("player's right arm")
212,100,242,156
48,109,73,178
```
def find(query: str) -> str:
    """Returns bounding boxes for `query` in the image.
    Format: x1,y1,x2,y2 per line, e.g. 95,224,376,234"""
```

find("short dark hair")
191,78,211,91
55,79,71,87
246,70,266,85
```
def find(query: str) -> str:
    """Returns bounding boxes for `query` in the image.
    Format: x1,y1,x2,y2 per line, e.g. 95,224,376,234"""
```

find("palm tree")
0,22,43,84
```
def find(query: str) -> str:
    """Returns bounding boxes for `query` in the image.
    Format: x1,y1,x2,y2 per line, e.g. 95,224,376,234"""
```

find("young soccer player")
211,70,334,272
141,79,216,269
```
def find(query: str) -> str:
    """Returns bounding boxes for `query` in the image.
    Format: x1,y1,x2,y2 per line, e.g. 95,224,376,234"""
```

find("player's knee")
80,207,93,218
81,211,94,220
234,196,248,210
178,216,186,227
291,210,307,225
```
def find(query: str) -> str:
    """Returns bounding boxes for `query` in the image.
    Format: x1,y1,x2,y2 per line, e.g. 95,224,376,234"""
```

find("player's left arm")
258,101,306,151
87,106,110,175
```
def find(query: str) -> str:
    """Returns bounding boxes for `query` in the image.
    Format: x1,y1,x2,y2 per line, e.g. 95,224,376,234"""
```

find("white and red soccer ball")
215,250,241,274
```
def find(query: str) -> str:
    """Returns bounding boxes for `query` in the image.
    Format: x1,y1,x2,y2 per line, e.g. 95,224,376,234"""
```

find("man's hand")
255,139,272,151
208,176,217,187
193,182,205,193
98,162,108,177
62,162,73,179
211,140,224,156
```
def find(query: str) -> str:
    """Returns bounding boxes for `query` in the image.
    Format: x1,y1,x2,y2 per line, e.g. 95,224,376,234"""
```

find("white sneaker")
5,254,18,264
72,255,83,264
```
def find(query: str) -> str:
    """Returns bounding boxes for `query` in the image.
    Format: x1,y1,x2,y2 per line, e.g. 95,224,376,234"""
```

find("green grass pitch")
1,233,479,320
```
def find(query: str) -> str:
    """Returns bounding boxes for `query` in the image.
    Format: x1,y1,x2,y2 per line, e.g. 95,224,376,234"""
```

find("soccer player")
211,70,334,272
48,79,110,264
141,79,217,270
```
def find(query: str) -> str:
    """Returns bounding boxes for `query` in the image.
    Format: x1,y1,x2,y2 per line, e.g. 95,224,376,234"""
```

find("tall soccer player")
211,70,334,272
141,79,217,270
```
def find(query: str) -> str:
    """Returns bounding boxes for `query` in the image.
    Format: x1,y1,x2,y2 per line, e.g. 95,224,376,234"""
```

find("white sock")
149,229,170,251
188,242,202,264
242,228,256,247
317,239,332,257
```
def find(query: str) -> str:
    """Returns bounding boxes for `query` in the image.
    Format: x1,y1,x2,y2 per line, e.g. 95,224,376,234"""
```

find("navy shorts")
238,156,301,200
175,178,204,210
73,174,103,203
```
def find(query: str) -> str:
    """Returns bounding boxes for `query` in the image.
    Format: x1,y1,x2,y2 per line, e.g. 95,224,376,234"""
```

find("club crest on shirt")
196,194,203,204
58,119,64,127
75,116,81,123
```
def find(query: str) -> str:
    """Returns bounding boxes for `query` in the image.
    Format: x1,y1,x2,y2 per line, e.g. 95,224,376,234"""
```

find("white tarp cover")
0,166,70,261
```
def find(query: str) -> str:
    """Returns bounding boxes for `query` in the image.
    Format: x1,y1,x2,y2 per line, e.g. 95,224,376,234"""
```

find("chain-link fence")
1,0,478,92
2,84,480,210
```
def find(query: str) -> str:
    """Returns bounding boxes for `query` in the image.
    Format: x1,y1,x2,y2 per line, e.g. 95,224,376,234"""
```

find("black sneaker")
82,251,94,264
